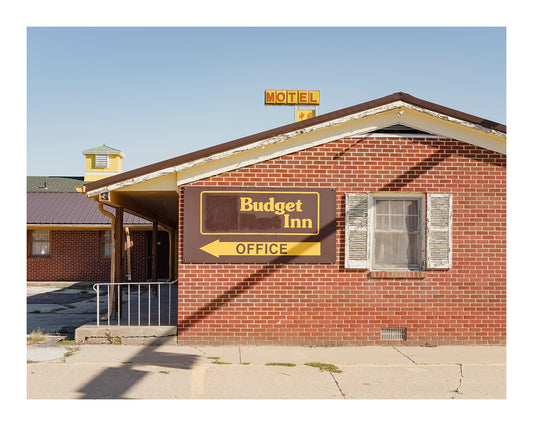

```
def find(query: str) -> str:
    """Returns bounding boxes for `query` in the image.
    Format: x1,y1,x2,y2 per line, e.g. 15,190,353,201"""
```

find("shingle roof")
27,191,150,225
27,176,85,192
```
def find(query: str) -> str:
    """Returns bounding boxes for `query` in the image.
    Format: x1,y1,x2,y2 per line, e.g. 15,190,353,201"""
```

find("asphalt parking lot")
27,282,98,336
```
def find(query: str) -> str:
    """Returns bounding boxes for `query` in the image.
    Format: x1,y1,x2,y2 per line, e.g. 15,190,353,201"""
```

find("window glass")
31,230,50,256
102,230,112,257
372,198,421,269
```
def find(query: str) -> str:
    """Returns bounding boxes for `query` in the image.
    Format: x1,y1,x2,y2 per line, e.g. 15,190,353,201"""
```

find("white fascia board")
175,101,506,186
86,102,404,196
86,100,505,196
401,102,506,139
176,109,401,186
398,105,506,154
115,172,178,192
83,149,125,157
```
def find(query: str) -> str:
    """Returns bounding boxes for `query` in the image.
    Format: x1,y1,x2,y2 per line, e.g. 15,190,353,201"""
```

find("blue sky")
27,27,506,177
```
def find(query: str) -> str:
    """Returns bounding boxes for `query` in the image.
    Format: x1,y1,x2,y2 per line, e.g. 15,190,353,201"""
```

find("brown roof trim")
85,92,506,192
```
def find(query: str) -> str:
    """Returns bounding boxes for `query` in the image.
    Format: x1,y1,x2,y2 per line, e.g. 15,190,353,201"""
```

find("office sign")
183,186,336,263
265,90,320,105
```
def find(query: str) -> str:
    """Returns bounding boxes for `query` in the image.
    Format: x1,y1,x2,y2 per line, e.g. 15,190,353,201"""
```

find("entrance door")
147,231,170,280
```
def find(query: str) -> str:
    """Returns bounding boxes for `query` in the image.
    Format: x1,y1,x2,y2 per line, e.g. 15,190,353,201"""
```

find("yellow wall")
84,154,122,181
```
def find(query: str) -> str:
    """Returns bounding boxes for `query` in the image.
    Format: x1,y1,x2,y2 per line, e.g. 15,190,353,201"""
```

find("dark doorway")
147,230,170,280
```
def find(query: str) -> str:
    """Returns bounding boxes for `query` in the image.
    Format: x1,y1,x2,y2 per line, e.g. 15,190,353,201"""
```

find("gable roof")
82,144,125,157
85,92,506,196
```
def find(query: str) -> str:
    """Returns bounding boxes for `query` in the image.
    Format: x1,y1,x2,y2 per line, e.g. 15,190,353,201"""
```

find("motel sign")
264,90,320,105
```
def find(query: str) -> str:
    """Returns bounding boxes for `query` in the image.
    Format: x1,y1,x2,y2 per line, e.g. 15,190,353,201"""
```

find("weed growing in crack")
266,362,296,367
105,331,122,345
304,362,342,373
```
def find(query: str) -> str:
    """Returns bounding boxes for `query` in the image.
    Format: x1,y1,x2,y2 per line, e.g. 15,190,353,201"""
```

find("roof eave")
85,92,506,196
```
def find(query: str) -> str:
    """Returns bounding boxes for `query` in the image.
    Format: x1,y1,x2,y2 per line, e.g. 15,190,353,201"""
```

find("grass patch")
207,355,231,365
27,329,47,345
159,370,170,374
240,362,250,365
60,339,80,357
304,362,342,373
265,362,296,367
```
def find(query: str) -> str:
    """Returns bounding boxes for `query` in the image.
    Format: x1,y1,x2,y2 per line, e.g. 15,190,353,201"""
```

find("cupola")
82,145,125,182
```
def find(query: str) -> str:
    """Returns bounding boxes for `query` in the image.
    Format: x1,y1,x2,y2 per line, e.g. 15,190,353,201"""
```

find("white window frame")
30,229,50,256
368,193,426,271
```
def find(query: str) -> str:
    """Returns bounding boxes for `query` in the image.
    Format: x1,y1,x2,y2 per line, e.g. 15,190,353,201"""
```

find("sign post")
183,186,336,263
265,90,320,122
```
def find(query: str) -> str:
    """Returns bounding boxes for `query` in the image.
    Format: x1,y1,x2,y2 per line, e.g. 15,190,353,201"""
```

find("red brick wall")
177,136,506,345
27,229,148,282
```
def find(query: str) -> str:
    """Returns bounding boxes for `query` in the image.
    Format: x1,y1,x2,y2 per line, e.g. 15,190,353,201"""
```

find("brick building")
27,169,165,283
81,92,505,345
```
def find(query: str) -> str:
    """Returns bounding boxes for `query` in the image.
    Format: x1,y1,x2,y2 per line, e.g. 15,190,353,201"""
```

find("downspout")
99,202,116,319
98,202,115,282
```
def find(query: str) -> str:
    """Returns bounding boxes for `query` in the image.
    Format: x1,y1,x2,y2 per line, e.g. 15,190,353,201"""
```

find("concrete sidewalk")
27,343,506,399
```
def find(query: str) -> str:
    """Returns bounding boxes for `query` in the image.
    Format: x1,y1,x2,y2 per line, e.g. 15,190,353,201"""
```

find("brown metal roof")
27,191,150,225
85,92,506,193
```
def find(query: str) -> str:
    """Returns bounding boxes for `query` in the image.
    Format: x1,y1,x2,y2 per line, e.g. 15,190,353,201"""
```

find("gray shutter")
426,194,452,269
345,193,369,269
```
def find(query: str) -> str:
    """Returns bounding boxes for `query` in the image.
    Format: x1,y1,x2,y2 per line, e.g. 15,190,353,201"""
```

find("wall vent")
95,154,109,169
381,328,407,341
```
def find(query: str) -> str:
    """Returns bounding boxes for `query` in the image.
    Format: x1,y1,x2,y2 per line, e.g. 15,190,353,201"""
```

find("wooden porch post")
169,228,176,281
151,221,158,282
114,207,124,283
113,207,124,318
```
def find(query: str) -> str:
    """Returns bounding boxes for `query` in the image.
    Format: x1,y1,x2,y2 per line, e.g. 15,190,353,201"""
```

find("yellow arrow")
199,240,321,258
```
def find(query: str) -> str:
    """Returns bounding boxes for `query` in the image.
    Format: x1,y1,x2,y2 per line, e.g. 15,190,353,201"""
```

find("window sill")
368,270,425,279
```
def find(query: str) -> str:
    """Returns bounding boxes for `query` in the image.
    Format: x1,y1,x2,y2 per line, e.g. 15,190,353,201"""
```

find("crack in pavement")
392,346,417,364
329,372,346,399
451,363,464,395
194,346,207,355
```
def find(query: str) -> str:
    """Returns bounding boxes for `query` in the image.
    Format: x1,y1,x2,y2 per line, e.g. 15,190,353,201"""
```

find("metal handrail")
92,280,178,328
